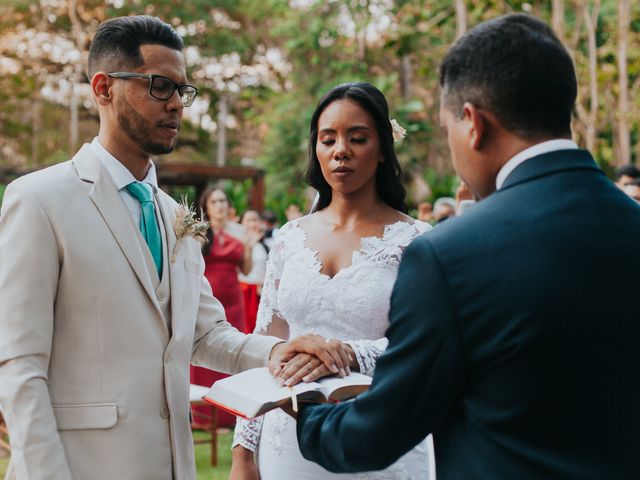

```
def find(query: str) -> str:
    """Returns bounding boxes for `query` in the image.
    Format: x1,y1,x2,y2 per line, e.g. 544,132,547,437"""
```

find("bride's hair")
306,82,407,213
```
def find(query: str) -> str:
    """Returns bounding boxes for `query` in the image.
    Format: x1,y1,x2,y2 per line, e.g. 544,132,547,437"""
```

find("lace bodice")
234,218,431,458
256,219,430,341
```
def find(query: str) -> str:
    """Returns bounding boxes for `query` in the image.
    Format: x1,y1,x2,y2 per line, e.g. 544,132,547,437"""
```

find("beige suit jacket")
0,145,279,479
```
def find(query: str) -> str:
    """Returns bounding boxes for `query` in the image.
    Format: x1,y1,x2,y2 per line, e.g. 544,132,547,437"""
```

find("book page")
204,368,323,418
204,368,373,418
316,372,372,402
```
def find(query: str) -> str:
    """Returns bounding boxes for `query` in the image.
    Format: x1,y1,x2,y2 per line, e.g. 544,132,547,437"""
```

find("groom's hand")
269,334,352,386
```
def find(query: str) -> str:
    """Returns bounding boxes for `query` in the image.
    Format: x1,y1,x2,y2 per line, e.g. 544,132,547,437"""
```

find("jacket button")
160,406,170,418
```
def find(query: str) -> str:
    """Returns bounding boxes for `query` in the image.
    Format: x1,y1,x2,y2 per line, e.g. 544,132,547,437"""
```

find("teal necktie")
126,181,163,278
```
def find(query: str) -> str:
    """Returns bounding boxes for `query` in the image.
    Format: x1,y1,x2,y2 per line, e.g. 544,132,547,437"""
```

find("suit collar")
496,139,578,190
89,137,159,192
500,149,602,191
73,144,102,183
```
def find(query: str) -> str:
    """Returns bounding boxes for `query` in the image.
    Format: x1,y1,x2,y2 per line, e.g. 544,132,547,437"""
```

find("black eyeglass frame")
107,72,198,107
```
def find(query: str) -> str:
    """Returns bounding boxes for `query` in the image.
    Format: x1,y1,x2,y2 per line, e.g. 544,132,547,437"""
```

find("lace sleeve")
344,338,389,376
233,416,264,452
254,223,291,336
233,224,292,452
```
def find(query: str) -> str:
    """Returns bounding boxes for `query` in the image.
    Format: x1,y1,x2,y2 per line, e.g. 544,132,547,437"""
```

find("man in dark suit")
294,13,640,480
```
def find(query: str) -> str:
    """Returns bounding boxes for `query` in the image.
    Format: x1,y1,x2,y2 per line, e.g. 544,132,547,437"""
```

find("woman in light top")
231,82,434,479
238,208,270,334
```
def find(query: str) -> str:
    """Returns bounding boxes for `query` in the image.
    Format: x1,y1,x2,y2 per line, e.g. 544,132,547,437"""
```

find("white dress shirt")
496,139,578,190
89,137,159,228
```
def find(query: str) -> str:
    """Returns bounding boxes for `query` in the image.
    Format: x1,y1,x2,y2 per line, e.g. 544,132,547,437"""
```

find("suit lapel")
73,146,165,328
157,193,183,334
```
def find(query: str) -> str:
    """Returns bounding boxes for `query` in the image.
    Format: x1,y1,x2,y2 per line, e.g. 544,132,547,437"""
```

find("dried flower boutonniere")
390,118,407,143
172,196,209,263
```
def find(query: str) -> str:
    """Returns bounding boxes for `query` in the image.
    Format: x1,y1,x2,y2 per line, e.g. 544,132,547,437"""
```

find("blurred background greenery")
1,0,639,217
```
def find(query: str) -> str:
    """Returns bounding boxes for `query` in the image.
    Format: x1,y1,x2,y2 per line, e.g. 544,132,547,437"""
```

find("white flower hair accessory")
390,118,407,142
172,196,209,262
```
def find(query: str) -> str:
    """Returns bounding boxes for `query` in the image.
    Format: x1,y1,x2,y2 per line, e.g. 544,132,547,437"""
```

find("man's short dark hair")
614,164,640,182
88,15,183,79
261,210,278,225
440,13,576,140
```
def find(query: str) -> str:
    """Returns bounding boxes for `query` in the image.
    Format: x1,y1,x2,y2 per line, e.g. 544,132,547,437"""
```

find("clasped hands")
269,334,356,387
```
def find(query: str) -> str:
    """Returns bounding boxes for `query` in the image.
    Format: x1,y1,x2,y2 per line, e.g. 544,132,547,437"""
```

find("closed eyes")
319,137,368,146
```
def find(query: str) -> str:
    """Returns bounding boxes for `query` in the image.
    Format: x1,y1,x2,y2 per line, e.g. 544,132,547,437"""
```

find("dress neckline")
292,220,417,281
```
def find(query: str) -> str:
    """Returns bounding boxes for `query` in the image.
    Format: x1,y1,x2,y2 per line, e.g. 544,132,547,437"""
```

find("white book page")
316,372,373,398
206,368,322,417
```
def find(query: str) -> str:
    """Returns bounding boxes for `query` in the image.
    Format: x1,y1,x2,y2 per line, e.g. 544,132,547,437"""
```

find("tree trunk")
531,0,542,17
31,93,42,166
217,94,228,167
455,0,466,39
552,0,565,43
68,0,81,153
399,54,412,100
583,0,600,153
617,0,630,166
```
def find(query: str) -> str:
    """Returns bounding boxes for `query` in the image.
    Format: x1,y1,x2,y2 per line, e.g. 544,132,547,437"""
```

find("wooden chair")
189,384,218,466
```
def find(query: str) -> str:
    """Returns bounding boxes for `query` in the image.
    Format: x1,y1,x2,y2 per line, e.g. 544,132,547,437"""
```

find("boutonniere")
172,196,209,262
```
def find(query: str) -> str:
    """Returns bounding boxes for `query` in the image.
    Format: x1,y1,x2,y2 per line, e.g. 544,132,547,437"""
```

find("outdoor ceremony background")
1,0,639,213
1,0,640,476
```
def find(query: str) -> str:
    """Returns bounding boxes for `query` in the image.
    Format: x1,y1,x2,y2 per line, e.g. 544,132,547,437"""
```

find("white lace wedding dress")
233,218,435,479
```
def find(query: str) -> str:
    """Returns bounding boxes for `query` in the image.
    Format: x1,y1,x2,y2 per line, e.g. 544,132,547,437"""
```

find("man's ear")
91,72,112,106
462,102,485,150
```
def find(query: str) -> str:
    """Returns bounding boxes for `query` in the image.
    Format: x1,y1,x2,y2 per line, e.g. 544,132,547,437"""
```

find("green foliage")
166,185,199,207
0,184,5,207
423,167,457,202
224,179,253,216
2,0,640,204
193,430,233,479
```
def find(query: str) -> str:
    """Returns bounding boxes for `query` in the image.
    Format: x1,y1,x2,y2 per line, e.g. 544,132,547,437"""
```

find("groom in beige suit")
0,15,348,480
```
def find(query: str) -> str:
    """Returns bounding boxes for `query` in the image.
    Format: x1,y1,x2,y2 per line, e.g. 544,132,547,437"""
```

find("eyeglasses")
107,72,198,107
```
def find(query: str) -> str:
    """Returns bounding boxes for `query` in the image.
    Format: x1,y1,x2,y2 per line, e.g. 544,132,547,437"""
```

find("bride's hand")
268,334,353,386
230,446,259,480
275,346,356,386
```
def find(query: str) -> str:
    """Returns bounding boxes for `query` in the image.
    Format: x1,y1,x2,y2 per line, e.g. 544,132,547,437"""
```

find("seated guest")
261,210,280,249
614,164,640,189
433,196,456,223
623,178,640,203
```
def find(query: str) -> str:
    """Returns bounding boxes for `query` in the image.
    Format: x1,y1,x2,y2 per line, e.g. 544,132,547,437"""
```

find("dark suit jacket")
297,149,640,479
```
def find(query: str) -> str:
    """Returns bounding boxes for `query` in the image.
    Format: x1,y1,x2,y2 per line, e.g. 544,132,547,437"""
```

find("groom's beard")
116,96,178,156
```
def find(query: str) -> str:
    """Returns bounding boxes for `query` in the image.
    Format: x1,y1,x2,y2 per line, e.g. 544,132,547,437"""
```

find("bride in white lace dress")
231,82,435,479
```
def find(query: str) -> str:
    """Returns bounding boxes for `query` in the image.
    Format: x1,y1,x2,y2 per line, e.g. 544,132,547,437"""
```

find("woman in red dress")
190,187,258,429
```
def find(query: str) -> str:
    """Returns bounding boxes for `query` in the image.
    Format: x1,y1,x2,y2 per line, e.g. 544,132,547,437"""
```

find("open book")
202,367,372,419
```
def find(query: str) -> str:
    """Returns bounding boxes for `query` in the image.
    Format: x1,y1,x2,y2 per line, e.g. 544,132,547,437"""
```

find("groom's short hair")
88,15,183,79
440,13,576,140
